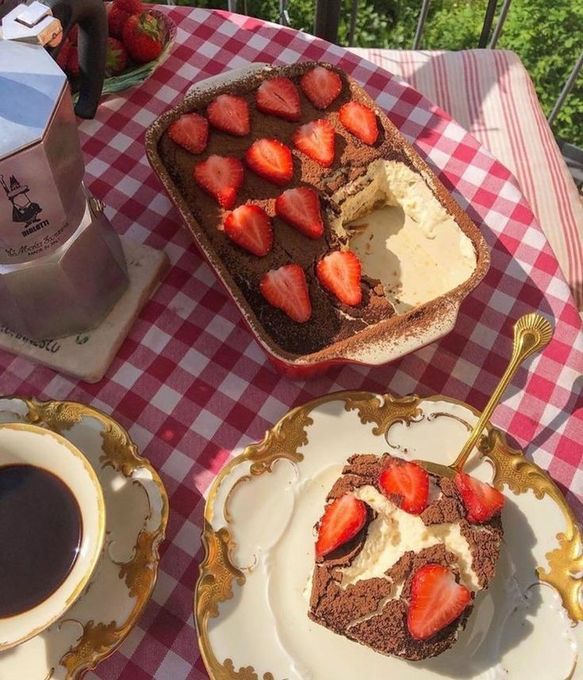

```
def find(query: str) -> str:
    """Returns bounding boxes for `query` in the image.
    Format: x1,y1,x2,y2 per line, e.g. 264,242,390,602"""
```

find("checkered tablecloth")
1,7,582,679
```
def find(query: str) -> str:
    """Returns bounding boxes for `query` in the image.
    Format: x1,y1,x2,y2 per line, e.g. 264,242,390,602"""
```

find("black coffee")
0,464,82,618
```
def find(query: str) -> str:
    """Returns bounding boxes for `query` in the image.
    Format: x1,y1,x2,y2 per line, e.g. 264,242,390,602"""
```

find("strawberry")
260,264,312,323
275,187,324,239
315,494,367,560
245,139,293,185
67,24,78,46
292,119,335,167
339,102,379,145
113,0,143,14
193,155,244,209
454,472,505,523
207,94,250,137
168,113,209,155
105,37,128,77
122,12,165,64
256,76,301,121
378,460,429,515
316,251,362,306
300,65,342,110
108,4,130,40
407,564,472,641
66,45,79,78
224,204,273,256
56,37,72,73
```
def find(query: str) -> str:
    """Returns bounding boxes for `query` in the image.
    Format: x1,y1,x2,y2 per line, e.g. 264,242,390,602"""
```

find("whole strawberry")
108,4,130,39
113,0,143,14
66,45,79,78
122,12,164,64
105,37,128,77
55,37,72,72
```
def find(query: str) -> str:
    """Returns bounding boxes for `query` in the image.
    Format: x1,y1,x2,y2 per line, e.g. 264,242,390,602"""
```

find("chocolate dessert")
309,453,504,661
147,63,490,363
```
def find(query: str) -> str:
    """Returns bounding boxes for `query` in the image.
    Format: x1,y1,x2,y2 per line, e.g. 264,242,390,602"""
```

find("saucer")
195,391,582,679
0,396,169,679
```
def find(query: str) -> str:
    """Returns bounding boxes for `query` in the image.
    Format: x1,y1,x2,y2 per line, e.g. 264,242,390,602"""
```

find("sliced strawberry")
168,113,209,155
300,65,342,110
256,76,301,121
379,460,429,515
316,251,362,306
315,494,367,560
407,564,472,641
275,187,324,239
454,472,505,523
224,204,272,256
260,264,312,323
339,102,379,145
245,138,293,185
193,155,244,209
292,119,335,167
207,94,250,137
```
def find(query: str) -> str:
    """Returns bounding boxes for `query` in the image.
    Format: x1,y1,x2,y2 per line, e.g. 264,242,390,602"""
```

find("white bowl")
0,423,105,650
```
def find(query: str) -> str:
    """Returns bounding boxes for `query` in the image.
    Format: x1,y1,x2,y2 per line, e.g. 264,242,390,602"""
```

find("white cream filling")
339,486,480,591
330,160,477,314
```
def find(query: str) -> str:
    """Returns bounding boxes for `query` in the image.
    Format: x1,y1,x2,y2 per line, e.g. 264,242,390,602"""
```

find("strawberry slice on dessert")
168,113,209,154
379,460,429,515
407,564,472,641
256,76,301,121
193,155,244,209
275,187,324,239
260,264,312,323
224,204,272,256
339,101,379,145
316,494,368,560
292,119,335,167
454,472,505,523
207,94,250,137
300,65,342,109
245,139,294,185
316,251,362,306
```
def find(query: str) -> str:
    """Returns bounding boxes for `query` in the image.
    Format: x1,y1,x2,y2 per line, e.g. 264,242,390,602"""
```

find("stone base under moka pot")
0,238,168,382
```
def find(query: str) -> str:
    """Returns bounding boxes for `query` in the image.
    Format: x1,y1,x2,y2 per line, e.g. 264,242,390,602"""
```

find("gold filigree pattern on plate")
195,391,582,679
99,421,147,476
480,427,583,623
60,622,122,677
343,392,421,436
7,396,170,679
25,399,84,434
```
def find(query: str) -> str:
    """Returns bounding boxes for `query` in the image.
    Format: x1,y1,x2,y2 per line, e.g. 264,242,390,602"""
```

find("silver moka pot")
0,0,128,340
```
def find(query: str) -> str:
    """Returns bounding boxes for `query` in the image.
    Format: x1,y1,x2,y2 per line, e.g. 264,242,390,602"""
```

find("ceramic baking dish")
145,62,490,377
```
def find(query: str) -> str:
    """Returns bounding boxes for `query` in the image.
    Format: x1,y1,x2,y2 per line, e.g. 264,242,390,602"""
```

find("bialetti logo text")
0,174,49,236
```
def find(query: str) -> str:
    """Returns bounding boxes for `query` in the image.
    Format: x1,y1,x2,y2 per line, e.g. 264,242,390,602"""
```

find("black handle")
46,0,107,119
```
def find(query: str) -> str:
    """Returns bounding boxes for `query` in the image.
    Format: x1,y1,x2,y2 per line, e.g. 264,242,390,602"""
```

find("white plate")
0,397,168,679
195,391,582,679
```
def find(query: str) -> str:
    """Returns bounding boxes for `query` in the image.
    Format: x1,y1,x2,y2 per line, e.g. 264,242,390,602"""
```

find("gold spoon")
415,313,554,478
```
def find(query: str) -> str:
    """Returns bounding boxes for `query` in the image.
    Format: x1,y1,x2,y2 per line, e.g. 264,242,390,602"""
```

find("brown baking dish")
145,62,490,377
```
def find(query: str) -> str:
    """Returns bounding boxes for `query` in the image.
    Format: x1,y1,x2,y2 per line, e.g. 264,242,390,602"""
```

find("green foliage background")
165,0,582,146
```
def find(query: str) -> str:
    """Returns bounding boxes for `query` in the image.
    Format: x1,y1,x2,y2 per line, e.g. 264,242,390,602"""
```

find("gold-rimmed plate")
195,391,582,679
0,397,169,679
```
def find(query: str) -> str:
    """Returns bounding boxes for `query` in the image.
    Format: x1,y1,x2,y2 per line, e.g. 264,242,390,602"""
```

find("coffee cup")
0,422,105,650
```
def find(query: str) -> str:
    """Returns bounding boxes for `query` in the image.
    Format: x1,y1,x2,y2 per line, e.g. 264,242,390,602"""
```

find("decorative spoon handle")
451,313,553,472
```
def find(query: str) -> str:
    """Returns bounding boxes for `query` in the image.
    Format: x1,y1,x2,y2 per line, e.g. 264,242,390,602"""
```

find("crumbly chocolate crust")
308,453,503,661
146,62,491,363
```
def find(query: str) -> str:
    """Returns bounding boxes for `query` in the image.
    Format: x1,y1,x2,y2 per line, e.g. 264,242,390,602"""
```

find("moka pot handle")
46,0,107,119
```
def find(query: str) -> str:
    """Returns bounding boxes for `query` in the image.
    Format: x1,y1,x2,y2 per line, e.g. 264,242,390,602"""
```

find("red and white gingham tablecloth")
0,8,581,679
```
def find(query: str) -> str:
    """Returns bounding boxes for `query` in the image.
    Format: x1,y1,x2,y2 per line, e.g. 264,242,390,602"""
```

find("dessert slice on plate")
309,453,504,660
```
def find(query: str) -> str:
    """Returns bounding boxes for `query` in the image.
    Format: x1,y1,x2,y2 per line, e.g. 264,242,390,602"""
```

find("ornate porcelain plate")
195,391,582,679
0,397,169,679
